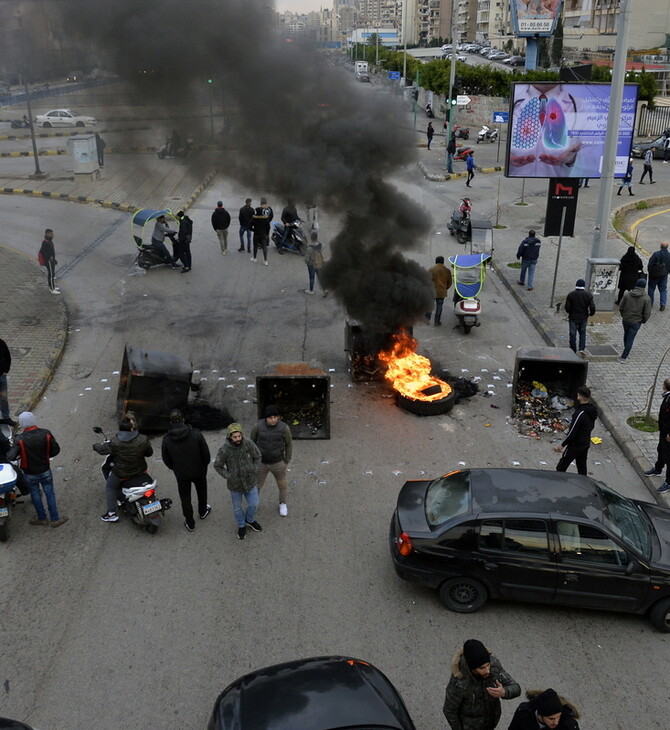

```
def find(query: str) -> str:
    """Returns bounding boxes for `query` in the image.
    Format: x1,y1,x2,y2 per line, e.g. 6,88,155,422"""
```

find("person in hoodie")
211,200,231,255
278,198,300,252
443,638,520,730
93,416,153,523
563,279,595,354
618,277,652,361
238,198,254,253
251,197,273,265
250,405,293,517
616,245,644,304
516,230,541,291
214,423,262,540
7,412,68,527
303,231,325,295
39,228,60,294
150,215,179,268
507,688,580,730
555,386,598,476
175,210,193,273
161,409,211,531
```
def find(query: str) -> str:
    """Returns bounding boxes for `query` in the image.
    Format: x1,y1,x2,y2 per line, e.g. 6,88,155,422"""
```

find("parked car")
505,56,526,67
389,468,670,632
631,135,668,159
34,108,98,128
355,72,371,83
66,70,84,82
489,52,510,61
207,656,417,730
443,53,467,62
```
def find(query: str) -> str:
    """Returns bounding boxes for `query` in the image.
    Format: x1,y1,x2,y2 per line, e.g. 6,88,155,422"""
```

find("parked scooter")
447,198,472,245
426,103,435,118
10,116,31,129
448,253,492,334
93,427,172,534
157,137,193,159
271,220,307,255
0,423,19,543
450,124,470,140
477,125,498,143
453,145,474,161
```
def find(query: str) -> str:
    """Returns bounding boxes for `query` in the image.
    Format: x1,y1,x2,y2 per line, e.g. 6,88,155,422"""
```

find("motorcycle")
0,423,20,543
271,220,307,255
447,200,472,245
93,426,172,534
157,137,193,159
477,125,498,143
426,103,435,118
10,117,31,129
135,233,178,270
454,145,474,161
451,124,470,140
448,253,492,334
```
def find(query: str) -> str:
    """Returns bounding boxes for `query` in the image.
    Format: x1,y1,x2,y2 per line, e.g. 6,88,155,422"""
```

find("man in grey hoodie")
150,214,179,268
618,277,652,362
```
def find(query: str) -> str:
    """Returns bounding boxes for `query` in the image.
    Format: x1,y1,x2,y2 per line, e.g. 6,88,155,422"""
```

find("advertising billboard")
510,0,564,38
505,82,639,179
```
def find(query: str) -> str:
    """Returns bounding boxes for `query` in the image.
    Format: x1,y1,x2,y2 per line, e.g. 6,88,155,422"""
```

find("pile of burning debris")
512,380,573,438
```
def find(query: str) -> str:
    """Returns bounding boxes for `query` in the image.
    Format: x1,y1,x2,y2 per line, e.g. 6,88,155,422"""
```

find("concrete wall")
423,90,509,129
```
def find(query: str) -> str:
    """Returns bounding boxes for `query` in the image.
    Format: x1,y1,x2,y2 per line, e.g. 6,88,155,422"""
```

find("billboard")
505,82,639,179
510,0,563,37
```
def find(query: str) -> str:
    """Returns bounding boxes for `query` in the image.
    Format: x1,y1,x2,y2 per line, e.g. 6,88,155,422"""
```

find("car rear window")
425,471,471,526
480,519,550,557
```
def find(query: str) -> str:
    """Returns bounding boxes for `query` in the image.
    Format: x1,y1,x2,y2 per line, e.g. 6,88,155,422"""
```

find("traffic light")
207,77,213,84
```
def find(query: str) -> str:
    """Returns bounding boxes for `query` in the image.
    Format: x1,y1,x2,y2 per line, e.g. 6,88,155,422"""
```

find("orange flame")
378,332,453,402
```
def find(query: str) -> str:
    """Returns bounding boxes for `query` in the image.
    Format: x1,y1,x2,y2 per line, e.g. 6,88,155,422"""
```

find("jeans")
519,259,537,287
556,445,589,476
466,169,474,186
177,474,208,528
216,229,228,253
447,152,454,174
434,297,444,324
648,276,668,308
307,265,321,292
150,238,175,265
257,461,288,504
105,472,124,513
238,226,252,251
24,469,60,521
0,373,8,420
621,320,642,359
568,319,587,352
230,486,259,527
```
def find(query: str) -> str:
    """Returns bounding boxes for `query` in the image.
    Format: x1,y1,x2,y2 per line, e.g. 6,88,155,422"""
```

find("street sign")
544,178,579,237
388,71,401,80
492,111,509,124
456,95,471,106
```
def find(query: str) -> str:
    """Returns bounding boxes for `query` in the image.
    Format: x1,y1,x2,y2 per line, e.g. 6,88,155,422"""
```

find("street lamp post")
23,81,45,178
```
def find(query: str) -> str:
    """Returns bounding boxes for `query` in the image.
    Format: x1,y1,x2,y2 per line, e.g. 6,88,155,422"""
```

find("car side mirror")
625,560,637,576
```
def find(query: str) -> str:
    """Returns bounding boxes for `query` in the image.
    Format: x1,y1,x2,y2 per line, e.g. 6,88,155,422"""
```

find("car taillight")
144,488,155,499
396,531,414,556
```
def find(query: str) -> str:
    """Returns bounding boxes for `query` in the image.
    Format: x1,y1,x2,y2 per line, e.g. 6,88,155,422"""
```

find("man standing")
175,210,193,273
618,278,652,361
616,158,634,196
644,377,670,494
564,279,595,354
516,230,541,291
7,412,68,527
465,149,476,187
508,689,580,730
39,228,60,294
251,197,273,266
214,423,262,539
211,201,231,255
639,147,655,184
443,638,520,730
0,338,15,426
161,410,211,531
426,121,434,150
238,198,254,253
251,405,293,517
447,134,456,174
647,241,670,311
94,132,106,167
426,256,452,327
555,386,598,476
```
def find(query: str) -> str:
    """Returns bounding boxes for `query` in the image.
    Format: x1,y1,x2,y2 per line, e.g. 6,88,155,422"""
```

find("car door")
476,519,557,603
59,111,73,127
554,521,650,612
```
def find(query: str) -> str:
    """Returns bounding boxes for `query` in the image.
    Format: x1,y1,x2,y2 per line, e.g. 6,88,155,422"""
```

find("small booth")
67,134,99,179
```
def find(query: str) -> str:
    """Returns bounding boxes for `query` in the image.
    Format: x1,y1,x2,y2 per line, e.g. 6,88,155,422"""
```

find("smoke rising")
58,0,434,335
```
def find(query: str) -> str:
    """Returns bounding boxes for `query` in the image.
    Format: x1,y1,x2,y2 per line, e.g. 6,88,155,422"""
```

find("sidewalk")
418,141,670,499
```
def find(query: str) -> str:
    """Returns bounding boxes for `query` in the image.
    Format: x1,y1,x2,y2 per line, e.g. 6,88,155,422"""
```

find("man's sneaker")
184,520,195,532
245,520,263,532
304,289,315,295
199,505,212,520
263,260,268,266
237,526,246,540
279,503,288,517
51,516,69,528
250,257,257,262
101,511,119,522
644,468,663,476
657,482,670,493
29,518,49,526
50,289,61,295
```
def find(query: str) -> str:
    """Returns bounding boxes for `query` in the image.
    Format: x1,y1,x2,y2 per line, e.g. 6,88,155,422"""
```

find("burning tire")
396,388,456,416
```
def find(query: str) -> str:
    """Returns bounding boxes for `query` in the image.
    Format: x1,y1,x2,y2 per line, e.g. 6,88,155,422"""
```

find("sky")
276,0,326,12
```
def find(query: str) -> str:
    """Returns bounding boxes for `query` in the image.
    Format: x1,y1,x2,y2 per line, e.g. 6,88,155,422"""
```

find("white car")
34,109,98,128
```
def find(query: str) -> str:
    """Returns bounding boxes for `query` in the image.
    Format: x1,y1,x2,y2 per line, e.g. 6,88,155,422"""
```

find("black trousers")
556,445,589,476
177,474,208,527
45,260,56,290
653,436,670,481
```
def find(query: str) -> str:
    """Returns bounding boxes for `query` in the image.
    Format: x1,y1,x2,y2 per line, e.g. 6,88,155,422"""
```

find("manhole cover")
586,345,619,356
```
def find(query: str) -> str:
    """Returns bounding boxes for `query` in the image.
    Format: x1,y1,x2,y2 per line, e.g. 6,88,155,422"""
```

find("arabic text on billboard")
504,82,639,179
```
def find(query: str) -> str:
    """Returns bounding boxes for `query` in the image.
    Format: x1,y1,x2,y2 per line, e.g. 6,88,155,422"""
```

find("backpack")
648,259,667,279
37,250,45,266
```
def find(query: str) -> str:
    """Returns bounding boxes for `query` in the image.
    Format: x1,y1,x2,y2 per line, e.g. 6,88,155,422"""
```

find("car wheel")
439,577,488,612
75,121,85,127
145,523,158,534
43,122,52,128
649,597,670,632
0,522,8,543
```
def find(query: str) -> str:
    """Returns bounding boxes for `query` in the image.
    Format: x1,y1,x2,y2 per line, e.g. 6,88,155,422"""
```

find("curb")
0,150,66,158
418,160,504,182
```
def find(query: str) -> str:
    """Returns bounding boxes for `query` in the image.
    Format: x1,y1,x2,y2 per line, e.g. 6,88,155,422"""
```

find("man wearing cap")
564,279,595,354
161,410,211,532
618,277,652,362
7,412,68,527
443,639,520,730
211,201,231,255
250,405,293,517
508,688,580,729
214,423,262,540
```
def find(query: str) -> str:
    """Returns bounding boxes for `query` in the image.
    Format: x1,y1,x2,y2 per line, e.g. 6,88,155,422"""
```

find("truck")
355,61,369,75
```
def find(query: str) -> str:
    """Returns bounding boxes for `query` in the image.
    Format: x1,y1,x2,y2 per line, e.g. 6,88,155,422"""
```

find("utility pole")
444,1,458,170
24,81,44,178
402,0,407,83
590,0,632,267
375,1,380,66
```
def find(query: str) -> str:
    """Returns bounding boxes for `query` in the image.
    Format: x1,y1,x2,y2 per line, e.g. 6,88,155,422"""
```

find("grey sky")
276,0,326,12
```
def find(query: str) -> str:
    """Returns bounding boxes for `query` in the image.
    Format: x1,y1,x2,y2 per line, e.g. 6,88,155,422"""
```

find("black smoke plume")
58,0,433,335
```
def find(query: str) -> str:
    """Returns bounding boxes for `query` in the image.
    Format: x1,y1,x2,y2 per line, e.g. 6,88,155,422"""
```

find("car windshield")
597,485,651,558
425,471,471,527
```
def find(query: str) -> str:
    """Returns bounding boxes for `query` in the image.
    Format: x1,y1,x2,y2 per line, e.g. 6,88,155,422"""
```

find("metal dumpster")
256,362,330,439
116,345,193,431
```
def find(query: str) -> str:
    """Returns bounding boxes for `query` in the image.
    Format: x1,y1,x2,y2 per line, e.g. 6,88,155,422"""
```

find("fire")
378,332,453,402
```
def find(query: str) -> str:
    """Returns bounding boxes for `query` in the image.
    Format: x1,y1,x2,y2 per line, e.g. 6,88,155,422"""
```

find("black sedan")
631,135,669,159
208,656,416,730
389,468,670,631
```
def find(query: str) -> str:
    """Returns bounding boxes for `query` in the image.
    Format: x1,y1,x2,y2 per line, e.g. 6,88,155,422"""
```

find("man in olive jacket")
443,639,520,730
426,256,453,326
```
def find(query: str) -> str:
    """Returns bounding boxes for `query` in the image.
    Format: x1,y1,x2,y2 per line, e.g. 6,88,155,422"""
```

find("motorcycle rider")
459,197,472,219
150,215,180,269
279,199,300,252
94,416,154,523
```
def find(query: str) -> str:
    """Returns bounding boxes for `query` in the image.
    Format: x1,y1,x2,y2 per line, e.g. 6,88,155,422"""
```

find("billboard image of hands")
510,0,563,37
505,82,639,179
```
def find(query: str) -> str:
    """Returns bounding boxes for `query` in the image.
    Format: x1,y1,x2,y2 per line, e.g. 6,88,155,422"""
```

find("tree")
551,18,564,66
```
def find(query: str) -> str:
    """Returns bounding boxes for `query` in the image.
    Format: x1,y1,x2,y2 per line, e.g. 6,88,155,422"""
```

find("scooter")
477,125,498,143
426,103,435,118
157,137,193,159
452,124,470,140
271,220,307,255
448,253,492,334
10,117,31,129
93,426,172,534
454,145,474,161
447,201,472,245
0,423,20,543
135,233,178,270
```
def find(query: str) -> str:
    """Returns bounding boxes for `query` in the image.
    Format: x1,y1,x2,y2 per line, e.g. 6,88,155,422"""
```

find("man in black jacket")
0,338,16,425
238,198,254,253
508,688,580,730
175,210,193,273
7,412,68,527
39,228,59,294
251,197,273,265
211,201,231,255
516,230,541,291
161,410,211,531
564,279,595,354
555,386,598,476
645,377,670,493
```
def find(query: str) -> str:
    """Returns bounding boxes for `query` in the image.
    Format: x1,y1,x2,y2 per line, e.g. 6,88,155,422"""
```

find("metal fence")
638,105,670,137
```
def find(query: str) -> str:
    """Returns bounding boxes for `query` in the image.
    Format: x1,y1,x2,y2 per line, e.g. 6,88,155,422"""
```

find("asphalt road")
1,104,669,728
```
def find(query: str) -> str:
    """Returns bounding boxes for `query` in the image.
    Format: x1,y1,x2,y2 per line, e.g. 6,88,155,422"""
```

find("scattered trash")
591,436,603,445
490,404,500,409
